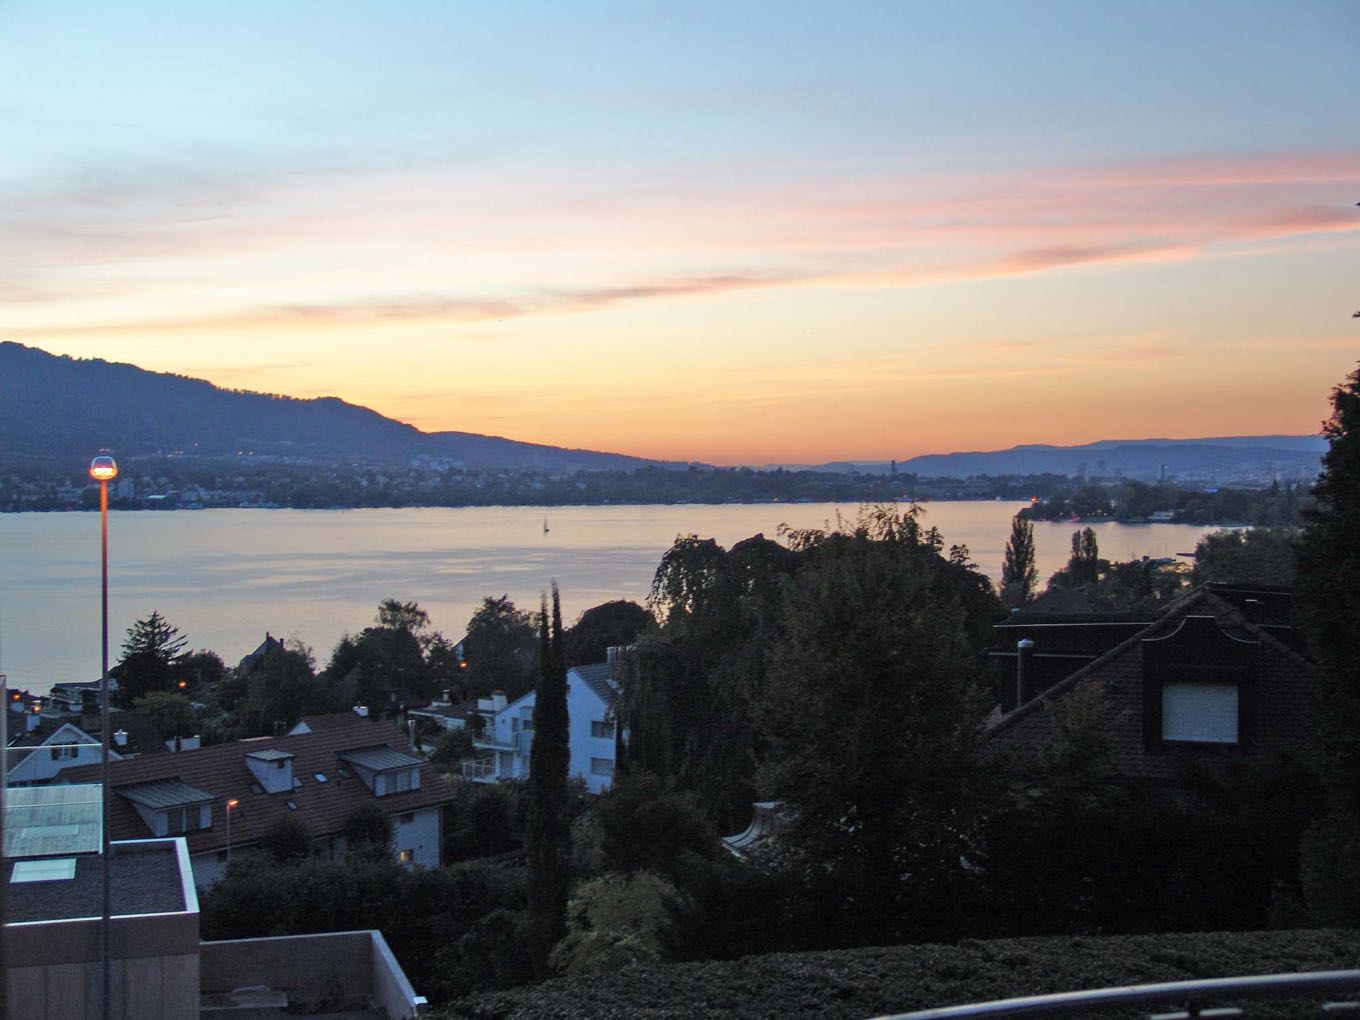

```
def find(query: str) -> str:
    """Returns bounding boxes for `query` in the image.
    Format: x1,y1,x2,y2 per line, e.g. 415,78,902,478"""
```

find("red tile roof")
64,713,457,856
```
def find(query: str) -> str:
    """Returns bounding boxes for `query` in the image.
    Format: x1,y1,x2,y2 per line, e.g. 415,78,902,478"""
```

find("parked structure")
63,710,456,886
463,661,619,793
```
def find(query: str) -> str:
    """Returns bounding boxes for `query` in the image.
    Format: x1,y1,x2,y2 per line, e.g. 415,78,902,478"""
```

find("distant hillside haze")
0,342,660,473
810,436,1326,481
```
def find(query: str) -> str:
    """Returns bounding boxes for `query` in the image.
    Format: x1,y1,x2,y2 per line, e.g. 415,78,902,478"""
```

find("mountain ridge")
0,342,667,473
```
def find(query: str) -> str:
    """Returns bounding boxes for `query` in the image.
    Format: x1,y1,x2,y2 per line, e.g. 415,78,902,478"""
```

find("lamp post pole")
90,453,117,1020
226,799,239,868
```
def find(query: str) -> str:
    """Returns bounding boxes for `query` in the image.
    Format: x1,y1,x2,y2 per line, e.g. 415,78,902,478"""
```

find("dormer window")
245,749,295,794
337,746,424,797
118,778,215,837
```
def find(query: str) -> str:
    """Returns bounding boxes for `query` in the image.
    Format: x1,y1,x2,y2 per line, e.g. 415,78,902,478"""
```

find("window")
166,805,208,835
1162,682,1238,744
293,777,303,789
249,782,264,795
590,721,613,739
388,768,413,794
590,757,614,776
12,858,77,883
49,745,77,761
397,849,414,865
286,800,298,811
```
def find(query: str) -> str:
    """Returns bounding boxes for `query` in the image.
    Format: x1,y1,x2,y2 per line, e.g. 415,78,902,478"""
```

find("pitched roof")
63,712,457,856
990,582,1305,745
338,745,425,772
120,778,216,810
570,662,618,706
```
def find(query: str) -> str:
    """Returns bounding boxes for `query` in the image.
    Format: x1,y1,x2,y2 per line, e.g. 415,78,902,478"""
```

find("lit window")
1162,682,1238,744
590,757,614,776
397,849,414,865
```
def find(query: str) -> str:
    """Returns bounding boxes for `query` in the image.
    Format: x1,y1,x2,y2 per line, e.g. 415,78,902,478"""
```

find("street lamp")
224,799,240,870
226,799,240,867
89,452,116,1020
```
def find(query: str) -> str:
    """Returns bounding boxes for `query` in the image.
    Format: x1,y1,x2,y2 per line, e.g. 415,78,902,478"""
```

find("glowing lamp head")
89,455,118,482
226,799,239,810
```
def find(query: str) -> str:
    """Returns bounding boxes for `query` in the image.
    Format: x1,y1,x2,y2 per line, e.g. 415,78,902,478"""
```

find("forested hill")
0,342,661,473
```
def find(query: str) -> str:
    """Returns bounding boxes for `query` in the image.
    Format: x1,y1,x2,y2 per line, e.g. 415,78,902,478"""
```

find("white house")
463,661,619,793
5,721,119,786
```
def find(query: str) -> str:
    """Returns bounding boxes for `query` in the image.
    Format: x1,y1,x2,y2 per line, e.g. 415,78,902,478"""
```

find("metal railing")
472,729,517,751
460,757,496,781
877,970,1360,1019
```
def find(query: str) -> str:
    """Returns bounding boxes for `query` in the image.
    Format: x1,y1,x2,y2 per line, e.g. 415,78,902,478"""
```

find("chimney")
1016,638,1035,709
354,704,369,718
114,729,128,747
441,689,451,705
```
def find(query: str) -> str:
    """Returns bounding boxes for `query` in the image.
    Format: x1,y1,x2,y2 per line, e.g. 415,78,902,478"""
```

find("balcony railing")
881,969,1360,1019
461,757,496,781
472,729,518,751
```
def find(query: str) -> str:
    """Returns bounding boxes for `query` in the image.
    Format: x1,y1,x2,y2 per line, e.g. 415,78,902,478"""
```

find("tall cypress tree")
1000,514,1038,609
526,583,571,976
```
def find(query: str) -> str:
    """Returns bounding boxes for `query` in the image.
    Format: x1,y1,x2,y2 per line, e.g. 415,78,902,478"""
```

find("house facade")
463,661,619,793
986,584,1318,783
63,711,456,887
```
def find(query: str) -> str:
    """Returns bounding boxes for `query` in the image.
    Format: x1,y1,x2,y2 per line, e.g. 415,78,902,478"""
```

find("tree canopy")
1000,514,1038,609
114,610,189,705
463,595,538,700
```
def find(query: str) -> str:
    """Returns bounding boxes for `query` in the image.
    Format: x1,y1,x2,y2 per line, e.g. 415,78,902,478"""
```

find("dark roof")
120,778,217,810
408,699,478,722
986,584,1320,780
6,843,185,923
571,662,618,706
338,745,424,772
63,713,457,856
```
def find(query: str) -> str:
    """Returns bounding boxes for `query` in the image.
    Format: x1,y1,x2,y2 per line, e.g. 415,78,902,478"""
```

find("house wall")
565,677,615,794
7,732,104,785
393,806,442,867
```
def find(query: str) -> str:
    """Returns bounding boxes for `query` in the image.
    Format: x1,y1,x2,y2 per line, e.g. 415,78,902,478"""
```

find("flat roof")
119,778,216,811
5,843,186,923
246,749,294,762
3,784,103,858
338,745,424,772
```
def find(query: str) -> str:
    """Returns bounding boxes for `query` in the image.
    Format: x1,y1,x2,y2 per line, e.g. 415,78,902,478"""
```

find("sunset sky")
3,1,1357,465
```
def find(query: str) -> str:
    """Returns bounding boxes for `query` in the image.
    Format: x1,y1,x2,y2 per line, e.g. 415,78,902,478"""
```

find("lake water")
0,503,1216,693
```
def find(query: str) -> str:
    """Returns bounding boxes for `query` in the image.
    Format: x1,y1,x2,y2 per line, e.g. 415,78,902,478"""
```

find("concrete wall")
200,930,424,1018
6,911,201,1020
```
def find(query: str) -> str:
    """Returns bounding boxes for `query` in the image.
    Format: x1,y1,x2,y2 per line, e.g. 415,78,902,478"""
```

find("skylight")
286,800,297,811
314,773,328,783
12,858,77,883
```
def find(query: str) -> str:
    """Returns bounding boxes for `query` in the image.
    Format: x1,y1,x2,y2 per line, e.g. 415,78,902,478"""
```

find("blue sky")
3,1,1357,462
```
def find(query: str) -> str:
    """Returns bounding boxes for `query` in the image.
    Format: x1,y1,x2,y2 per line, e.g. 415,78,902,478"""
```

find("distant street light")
226,799,240,867
89,451,117,1020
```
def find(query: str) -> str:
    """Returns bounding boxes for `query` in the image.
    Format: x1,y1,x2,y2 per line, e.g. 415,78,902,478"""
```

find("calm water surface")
0,503,1215,692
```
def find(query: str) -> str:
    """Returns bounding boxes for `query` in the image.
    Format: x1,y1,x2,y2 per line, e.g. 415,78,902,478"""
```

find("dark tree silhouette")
1000,514,1039,608
114,611,188,706
1298,364,1360,923
526,584,571,977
